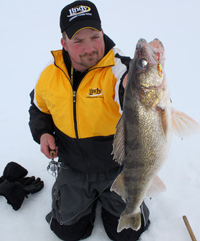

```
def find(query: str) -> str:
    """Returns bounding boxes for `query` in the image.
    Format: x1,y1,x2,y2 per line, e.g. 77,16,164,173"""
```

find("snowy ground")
0,0,200,240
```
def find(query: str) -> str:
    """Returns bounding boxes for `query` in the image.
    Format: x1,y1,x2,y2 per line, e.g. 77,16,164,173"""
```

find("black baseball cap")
60,1,102,39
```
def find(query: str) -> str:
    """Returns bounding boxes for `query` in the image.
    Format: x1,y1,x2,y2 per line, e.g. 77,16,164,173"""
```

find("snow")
0,0,200,240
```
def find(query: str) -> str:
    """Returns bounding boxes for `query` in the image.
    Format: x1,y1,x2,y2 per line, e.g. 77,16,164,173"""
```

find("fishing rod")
183,215,197,241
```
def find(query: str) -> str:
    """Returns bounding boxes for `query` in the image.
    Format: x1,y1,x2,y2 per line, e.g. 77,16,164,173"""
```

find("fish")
111,38,200,233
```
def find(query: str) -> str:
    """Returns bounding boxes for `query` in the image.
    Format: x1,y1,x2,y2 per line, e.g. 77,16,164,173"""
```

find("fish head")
127,38,167,108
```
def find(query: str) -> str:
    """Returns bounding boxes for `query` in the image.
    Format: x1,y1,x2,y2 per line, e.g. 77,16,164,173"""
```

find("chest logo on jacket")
87,88,104,98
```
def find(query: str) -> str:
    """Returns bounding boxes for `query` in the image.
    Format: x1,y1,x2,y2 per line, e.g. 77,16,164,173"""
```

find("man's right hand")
123,73,128,89
40,134,58,159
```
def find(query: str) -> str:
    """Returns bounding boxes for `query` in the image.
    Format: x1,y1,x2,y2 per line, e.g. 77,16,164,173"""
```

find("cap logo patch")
67,5,91,21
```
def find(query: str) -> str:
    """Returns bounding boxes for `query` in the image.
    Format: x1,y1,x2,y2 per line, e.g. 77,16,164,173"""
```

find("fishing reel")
46,150,61,178
47,160,61,177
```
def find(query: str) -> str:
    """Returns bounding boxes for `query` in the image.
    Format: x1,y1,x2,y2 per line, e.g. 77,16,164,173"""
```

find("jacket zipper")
73,90,78,138
72,69,89,139
54,61,114,139
71,66,113,139
53,62,78,138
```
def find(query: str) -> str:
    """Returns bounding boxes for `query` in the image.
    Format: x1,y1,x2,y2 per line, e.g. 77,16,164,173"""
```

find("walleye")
111,38,200,233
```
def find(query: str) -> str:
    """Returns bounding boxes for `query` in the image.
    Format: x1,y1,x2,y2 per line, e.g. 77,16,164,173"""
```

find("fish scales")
111,38,200,233
112,39,170,232
123,97,167,208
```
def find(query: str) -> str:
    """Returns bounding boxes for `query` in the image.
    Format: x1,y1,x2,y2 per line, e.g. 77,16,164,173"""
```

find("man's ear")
61,38,67,51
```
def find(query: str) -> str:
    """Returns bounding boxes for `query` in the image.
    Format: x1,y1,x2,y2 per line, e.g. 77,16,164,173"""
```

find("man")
29,1,150,240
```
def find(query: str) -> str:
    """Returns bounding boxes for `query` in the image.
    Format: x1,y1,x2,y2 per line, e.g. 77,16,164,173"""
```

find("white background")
0,0,199,240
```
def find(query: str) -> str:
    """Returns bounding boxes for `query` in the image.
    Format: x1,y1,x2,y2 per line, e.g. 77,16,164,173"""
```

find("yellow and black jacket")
29,35,131,172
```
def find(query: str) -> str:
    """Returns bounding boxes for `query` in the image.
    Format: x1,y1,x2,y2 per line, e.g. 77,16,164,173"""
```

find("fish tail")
117,210,141,233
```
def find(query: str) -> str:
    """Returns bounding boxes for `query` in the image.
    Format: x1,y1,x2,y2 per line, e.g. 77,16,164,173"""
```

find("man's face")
61,28,105,72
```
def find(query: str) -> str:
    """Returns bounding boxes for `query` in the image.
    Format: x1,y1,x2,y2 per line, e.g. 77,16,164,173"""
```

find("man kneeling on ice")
28,1,150,240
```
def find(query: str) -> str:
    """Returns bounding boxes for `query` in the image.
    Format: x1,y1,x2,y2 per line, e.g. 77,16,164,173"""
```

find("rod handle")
183,215,197,241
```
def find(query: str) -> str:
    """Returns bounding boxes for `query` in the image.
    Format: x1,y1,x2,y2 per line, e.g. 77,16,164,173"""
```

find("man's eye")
74,40,82,43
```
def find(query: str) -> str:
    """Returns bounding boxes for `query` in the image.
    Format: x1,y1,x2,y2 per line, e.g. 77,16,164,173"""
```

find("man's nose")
84,42,95,54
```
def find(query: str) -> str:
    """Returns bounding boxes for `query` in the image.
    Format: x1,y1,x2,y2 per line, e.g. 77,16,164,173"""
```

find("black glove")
17,176,44,195
0,162,44,210
0,180,26,210
2,162,28,181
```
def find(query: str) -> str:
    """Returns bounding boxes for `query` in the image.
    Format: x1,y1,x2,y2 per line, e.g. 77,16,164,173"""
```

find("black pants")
49,204,150,241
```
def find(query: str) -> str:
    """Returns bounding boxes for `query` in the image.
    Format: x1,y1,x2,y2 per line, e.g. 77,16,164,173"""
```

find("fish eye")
139,58,148,68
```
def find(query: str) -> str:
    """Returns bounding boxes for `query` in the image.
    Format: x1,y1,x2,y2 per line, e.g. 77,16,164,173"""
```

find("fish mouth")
132,38,165,90
135,38,159,66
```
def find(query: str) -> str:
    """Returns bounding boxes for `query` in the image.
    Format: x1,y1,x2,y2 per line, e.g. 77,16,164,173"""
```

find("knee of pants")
50,212,95,241
101,207,150,241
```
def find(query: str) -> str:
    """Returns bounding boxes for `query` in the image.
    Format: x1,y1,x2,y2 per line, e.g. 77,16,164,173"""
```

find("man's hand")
123,73,128,89
40,134,58,159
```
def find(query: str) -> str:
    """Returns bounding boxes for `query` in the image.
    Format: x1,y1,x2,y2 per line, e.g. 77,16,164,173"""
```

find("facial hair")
71,50,101,70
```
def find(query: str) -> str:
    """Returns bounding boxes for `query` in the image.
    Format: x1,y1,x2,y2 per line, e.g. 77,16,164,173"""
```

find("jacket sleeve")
28,89,55,144
114,51,131,111
118,69,128,111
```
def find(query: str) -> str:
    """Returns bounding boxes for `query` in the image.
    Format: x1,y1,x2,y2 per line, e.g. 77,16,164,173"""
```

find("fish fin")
112,115,126,165
117,208,141,232
146,175,166,198
172,108,200,139
110,171,126,202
